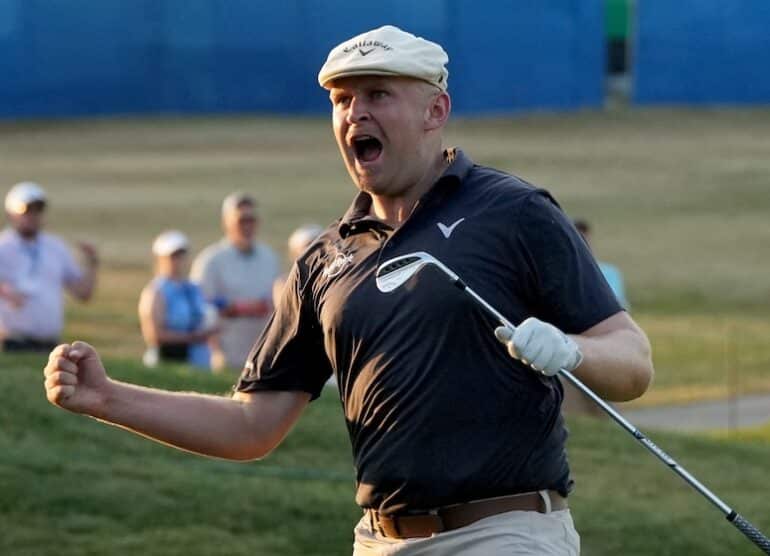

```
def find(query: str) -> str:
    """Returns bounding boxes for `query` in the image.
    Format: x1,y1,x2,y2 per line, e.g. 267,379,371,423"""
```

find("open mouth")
352,135,383,163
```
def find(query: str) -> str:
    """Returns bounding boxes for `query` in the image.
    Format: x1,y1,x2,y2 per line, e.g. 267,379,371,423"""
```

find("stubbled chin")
350,155,382,177
345,153,388,191
351,168,384,193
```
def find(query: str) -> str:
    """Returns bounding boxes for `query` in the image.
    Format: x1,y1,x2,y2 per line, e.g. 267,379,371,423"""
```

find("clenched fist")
44,341,110,417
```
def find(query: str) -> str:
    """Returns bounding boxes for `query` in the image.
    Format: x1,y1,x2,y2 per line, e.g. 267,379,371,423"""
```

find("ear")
424,91,451,131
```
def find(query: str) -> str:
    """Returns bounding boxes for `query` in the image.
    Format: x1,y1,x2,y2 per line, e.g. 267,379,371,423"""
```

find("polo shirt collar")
439,147,474,187
338,148,474,238
2,227,40,246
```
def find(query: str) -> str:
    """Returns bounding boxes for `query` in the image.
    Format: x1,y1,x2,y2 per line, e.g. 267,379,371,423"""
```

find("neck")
17,229,38,241
230,238,254,252
159,268,184,281
369,151,448,228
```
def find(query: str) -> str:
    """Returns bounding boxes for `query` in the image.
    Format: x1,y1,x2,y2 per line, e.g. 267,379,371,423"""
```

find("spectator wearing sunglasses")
190,193,279,372
0,182,98,353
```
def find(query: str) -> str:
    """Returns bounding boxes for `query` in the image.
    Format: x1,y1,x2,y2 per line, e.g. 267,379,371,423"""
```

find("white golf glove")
495,317,583,376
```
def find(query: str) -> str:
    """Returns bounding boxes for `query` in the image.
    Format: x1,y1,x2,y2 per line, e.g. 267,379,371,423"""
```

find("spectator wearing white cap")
0,182,98,352
190,193,280,372
138,230,217,370
272,224,324,308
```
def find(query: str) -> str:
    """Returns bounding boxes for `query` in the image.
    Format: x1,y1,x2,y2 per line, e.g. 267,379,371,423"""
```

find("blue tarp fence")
634,0,770,104
0,1,605,118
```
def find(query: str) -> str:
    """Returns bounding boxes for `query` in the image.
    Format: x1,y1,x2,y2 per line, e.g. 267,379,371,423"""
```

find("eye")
371,90,388,101
331,94,351,108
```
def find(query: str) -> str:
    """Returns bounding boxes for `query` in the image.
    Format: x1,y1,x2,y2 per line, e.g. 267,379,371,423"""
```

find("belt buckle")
370,509,446,539
368,510,395,538
379,514,400,538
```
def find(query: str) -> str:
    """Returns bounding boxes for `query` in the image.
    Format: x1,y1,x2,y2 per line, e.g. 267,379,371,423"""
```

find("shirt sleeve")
0,247,12,283
515,191,622,333
189,249,219,301
265,245,282,281
234,262,332,400
599,262,629,309
60,241,84,286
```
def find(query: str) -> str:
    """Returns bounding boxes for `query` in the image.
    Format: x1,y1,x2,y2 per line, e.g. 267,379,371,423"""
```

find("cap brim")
321,69,444,90
6,198,46,215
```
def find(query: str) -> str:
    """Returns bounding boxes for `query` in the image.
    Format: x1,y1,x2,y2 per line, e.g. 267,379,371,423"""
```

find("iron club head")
375,251,460,293
375,250,516,329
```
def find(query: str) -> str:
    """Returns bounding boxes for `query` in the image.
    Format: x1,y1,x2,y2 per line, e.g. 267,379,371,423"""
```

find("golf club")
375,251,770,554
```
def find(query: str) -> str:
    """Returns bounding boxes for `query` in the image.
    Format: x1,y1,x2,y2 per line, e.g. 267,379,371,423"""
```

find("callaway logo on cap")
318,25,449,91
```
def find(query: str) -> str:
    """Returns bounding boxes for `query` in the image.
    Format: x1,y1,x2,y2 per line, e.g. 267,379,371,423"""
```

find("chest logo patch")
323,250,355,278
437,217,465,239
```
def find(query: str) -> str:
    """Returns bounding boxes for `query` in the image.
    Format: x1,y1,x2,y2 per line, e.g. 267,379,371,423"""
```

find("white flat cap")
5,182,47,215
221,192,256,217
288,224,323,256
152,230,189,257
318,25,449,91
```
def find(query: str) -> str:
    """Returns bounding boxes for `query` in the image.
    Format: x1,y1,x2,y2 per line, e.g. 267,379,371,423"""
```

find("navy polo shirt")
236,148,622,515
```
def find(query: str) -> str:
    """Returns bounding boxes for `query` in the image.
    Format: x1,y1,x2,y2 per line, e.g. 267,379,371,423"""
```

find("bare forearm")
70,268,97,301
223,299,272,318
155,328,202,345
572,325,654,402
95,381,277,460
45,342,311,462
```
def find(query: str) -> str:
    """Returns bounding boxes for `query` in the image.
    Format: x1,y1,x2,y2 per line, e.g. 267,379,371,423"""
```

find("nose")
346,96,371,124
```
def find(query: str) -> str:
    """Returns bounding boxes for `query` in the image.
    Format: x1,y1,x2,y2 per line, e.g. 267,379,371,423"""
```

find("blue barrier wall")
0,1,605,118
634,1,770,104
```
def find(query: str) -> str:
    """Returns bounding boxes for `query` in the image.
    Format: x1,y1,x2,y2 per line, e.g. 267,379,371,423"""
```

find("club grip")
730,513,770,554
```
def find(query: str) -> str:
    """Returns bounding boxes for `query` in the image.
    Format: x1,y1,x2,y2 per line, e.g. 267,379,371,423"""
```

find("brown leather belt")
365,490,568,539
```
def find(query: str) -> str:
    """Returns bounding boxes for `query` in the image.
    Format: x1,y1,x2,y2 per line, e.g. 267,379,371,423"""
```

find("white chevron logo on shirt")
437,218,465,239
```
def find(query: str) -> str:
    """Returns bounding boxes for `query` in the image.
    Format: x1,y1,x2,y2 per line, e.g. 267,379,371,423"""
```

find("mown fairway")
1,110,770,554
2,355,770,555
1,109,769,402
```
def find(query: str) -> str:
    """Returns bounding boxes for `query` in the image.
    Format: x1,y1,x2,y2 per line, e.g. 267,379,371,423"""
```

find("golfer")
44,26,653,555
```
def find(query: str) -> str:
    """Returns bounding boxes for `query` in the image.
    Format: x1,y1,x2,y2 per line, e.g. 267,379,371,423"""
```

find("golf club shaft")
459,282,770,554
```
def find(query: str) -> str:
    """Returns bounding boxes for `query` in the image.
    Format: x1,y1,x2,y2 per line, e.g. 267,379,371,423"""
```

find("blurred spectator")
0,182,98,353
605,0,630,75
191,193,279,372
563,218,628,418
575,219,629,309
138,230,216,370
273,224,324,307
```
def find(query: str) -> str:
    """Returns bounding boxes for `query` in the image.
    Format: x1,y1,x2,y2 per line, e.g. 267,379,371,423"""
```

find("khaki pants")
353,508,580,555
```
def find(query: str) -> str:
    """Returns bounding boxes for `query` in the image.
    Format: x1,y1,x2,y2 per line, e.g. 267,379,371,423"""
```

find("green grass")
3,109,769,404
632,313,770,406
1,354,358,556
2,109,770,310
2,354,769,555
2,108,770,555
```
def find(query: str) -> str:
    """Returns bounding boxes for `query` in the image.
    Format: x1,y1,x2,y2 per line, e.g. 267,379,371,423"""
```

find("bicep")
580,310,643,339
574,311,653,401
232,390,311,456
138,286,164,339
190,256,218,298
580,311,641,337
61,246,84,285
